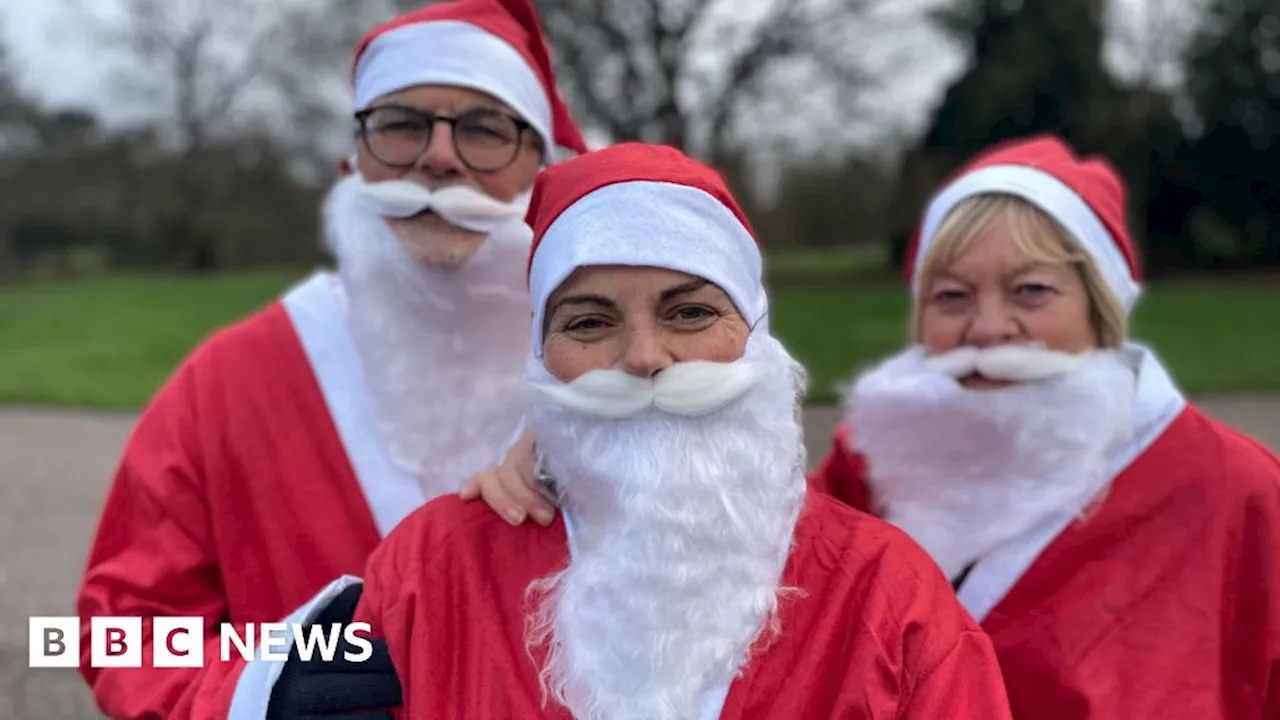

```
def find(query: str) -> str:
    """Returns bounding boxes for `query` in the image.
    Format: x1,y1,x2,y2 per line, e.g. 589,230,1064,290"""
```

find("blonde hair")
912,193,1127,348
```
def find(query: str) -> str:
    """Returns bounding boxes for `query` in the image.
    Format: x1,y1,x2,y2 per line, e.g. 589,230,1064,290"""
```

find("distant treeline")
1,0,1277,278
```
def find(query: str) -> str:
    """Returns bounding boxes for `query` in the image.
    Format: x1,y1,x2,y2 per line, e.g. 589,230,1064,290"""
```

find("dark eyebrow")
659,279,710,302
548,293,617,316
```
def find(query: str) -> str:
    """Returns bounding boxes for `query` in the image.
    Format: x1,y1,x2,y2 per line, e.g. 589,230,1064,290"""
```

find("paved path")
0,409,134,719
1,399,1276,718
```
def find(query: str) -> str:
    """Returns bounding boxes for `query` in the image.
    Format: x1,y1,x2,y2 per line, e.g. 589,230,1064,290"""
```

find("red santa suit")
353,143,1015,719
74,2,589,718
357,494,1013,719
808,135,1280,719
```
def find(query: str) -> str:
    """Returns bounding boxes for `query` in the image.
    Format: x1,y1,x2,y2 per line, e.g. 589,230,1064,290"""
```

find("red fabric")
76,303,382,719
901,134,1139,285
351,0,588,155
806,406,1280,719
806,421,873,512
354,492,1013,718
523,142,756,278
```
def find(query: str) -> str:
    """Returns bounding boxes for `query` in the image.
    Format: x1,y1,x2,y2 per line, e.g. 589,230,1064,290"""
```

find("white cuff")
226,575,364,720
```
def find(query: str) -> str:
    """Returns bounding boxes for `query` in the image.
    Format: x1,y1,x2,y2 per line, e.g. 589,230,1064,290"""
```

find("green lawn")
0,269,1276,408
0,270,303,407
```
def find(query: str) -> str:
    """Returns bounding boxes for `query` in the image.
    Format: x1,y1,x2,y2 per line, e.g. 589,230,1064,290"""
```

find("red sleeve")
806,422,873,512
75,362,248,719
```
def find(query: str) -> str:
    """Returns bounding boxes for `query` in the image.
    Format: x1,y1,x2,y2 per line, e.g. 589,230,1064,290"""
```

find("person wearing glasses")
74,2,587,718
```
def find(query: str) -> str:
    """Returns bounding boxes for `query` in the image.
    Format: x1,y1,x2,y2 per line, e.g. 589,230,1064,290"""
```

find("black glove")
266,583,403,720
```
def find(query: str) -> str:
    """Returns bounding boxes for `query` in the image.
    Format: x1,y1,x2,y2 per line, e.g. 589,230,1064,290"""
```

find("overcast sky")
4,1,93,110
1,1,958,134
1,0,1181,152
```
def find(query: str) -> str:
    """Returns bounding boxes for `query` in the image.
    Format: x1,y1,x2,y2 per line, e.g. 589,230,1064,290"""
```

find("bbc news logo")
29,617,373,668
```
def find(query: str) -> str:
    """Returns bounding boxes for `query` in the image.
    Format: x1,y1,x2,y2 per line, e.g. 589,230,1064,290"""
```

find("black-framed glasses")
354,104,536,173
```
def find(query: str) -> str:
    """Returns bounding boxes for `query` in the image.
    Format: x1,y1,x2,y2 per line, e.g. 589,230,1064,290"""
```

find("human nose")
414,120,465,177
617,321,675,378
962,294,1021,347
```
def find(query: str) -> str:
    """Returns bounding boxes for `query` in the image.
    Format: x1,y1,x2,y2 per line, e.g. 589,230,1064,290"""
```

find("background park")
0,0,1276,716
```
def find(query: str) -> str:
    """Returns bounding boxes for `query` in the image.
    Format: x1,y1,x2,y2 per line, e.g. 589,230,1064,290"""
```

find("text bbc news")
28,617,373,668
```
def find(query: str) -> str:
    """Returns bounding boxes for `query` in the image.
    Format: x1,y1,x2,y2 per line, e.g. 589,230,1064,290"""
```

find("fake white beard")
320,174,533,498
845,344,1138,581
523,332,809,720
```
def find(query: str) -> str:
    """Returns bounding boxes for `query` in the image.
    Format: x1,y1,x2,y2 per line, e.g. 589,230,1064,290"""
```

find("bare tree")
259,1,406,175
378,0,901,160
66,0,290,152
245,0,455,175
63,0,332,269
519,0,899,160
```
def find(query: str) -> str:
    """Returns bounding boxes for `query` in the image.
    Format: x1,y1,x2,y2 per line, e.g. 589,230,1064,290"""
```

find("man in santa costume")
807,134,1280,718
351,142,1015,719
74,1,587,718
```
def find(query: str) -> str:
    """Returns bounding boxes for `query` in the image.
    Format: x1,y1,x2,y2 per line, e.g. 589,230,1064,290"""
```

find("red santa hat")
905,134,1142,313
351,0,589,162
524,143,766,354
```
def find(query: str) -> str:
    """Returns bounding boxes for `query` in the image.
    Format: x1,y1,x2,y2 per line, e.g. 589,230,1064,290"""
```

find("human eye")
1015,282,1054,296
677,306,712,320
1012,281,1059,306
382,121,422,132
463,124,507,139
370,109,426,135
458,110,518,143
568,317,603,331
665,304,719,330
931,287,969,303
561,315,615,337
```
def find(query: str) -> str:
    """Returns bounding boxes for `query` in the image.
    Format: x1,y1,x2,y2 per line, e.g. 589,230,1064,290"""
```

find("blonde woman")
810,134,1280,719
463,135,1280,718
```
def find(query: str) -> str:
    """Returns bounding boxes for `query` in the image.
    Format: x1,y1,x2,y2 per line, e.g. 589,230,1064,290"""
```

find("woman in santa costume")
74,1,587,718
808,134,1280,719
353,142,1015,719
468,134,1280,718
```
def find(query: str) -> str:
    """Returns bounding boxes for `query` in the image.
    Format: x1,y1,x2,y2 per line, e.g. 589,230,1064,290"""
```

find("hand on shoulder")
459,427,559,526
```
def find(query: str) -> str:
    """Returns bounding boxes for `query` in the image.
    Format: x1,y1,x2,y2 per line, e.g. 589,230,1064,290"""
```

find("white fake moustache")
527,361,764,419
